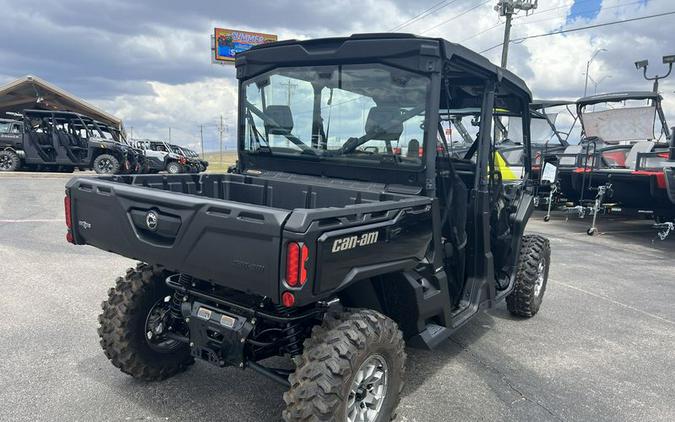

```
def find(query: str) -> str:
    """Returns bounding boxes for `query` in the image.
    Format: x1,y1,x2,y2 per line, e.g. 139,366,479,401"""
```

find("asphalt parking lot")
1,173,674,422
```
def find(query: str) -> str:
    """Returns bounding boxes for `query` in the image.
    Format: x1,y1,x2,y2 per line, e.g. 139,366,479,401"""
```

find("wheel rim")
534,259,546,297
346,354,388,422
144,296,182,353
98,158,114,173
0,154,12,170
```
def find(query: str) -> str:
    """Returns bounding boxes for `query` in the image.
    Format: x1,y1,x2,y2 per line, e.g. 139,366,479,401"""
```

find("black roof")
577,91,661,106
531,99,575,110
239,33,531,99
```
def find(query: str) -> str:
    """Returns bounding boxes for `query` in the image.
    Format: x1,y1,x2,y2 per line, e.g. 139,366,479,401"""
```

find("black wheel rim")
98,158,114,173
144,296,183,353
0,154,12,170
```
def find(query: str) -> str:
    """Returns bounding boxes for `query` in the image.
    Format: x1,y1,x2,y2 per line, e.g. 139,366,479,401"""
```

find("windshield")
580,99,662,143
242,64,429,167
505,114,558,145
0,122,14,133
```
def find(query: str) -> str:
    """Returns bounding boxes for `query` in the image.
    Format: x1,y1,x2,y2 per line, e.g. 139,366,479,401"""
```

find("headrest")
365,106,404,141
407,139,420,158
264,105,294,135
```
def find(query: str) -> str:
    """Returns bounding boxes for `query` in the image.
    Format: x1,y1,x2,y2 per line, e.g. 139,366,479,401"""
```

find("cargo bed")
66,172,433,302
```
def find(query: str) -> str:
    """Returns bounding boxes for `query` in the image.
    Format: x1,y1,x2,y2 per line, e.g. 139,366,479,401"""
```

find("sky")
0,0,672,151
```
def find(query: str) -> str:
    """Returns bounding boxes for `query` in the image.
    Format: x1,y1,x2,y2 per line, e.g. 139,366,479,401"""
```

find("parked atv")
0,109,139,174
131,139,192,174
64,34,550,421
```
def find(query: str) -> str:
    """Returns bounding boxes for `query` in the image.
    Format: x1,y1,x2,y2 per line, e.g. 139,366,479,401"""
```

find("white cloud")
5,0,673,148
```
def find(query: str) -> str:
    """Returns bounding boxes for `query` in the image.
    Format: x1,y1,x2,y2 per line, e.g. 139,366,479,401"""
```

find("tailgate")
66,177,290,299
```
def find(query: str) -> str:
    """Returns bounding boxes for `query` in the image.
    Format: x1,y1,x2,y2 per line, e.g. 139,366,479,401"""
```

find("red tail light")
286,242,309,287
281,291,295,307
64,195,72,229
64,194,75,244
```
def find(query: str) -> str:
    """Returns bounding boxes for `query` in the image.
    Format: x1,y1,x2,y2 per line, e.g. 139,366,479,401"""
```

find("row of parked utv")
0,109,208,174
486,90,675,239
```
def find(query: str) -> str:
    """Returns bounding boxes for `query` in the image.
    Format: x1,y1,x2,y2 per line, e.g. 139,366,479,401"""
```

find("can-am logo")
331,231,379,253
145,211,158,231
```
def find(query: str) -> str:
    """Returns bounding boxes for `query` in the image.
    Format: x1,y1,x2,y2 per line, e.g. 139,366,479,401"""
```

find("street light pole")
635,55,675,93
584,48,607,97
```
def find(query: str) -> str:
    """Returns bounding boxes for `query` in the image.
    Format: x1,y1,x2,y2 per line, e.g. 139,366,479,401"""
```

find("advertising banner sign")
213,28,278,63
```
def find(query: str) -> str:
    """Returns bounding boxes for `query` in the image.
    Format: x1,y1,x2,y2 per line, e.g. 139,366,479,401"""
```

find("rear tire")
283,309,406,422
0,150,21,171
98,263,194,381
506,235,551,317
93,154,121,174
166,161,183,174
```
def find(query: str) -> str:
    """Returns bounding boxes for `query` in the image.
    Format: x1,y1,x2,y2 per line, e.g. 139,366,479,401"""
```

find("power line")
459,21,503,43
388,0,462,32
512,0,649,27
513,0,592,20
480,10,675,54
420,0,492,35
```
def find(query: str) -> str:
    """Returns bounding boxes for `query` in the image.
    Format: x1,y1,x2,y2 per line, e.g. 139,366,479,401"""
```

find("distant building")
0,75,121,128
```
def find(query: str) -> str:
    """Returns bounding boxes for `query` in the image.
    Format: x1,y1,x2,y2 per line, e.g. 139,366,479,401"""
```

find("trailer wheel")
98,263,194,381
506,235,551,317
283,309,405,422
93,154,121,174
0,150,21,171
166,161,183,174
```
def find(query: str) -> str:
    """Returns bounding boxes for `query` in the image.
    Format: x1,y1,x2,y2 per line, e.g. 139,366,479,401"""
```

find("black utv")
64,34,550,421
0,109,140,174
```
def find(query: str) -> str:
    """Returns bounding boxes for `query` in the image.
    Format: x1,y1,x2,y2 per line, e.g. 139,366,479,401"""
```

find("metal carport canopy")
0,75,122,128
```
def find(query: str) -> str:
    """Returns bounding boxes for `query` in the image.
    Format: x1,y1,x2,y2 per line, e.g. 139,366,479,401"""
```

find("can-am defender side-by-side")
0,109,141,174
130,139,200,174
554,91,673,234
64,34,550,421
182,147,209,172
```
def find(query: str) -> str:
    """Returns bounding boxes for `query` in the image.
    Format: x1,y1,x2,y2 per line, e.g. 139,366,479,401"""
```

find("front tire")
98,263,194,381
283,309,406,422
93,154,121,174
166,161,183,174
506,235,551,317
0,150,21,171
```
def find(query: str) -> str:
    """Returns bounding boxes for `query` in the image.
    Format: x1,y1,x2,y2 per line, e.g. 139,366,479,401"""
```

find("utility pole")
200,124,204,157
495,0,538,69
168,127,172,142
219,115,224,165
280,80,297,105
584,49,607,97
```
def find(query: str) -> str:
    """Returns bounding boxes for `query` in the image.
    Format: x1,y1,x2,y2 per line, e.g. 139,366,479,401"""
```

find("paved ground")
1,173,673,422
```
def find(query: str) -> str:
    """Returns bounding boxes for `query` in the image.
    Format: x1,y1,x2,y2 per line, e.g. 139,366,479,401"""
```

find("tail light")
286,242,309,287
64,194,74,244
64,196,72,229
281,291,295,308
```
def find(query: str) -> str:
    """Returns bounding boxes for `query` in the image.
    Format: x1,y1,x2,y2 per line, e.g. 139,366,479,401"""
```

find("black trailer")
0,109,140,174
64,34,550,421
